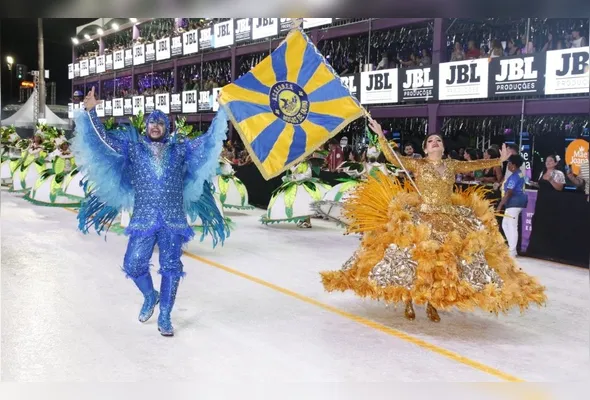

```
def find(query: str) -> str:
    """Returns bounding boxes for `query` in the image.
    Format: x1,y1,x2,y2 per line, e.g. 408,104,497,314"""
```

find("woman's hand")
368,117,384,138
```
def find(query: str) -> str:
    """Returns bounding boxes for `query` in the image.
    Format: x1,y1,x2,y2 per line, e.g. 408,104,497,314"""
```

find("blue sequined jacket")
71,107,229,245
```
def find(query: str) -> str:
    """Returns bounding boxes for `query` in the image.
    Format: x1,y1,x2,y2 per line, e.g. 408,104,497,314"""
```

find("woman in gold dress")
320,119,546,321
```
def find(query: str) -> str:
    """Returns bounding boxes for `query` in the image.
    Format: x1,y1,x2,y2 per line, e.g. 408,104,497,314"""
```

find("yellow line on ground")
63,207,523,382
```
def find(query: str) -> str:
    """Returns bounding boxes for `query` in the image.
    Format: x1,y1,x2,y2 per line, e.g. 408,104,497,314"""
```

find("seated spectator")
490,40,503,57
465,40,480,59
450,42,465,61
419,49,431,66
506,38,521,56
570,28,587,48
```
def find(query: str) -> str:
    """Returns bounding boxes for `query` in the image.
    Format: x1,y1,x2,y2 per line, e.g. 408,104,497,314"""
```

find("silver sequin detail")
459,251,504,291
341,251,359,271
368,244,417,289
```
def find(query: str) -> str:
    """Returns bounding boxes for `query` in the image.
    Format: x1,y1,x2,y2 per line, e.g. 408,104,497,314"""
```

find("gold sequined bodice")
411,159,456,206
378,136,501,210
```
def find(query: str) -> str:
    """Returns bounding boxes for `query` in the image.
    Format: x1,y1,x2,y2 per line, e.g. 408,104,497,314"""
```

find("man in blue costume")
71,87,229,336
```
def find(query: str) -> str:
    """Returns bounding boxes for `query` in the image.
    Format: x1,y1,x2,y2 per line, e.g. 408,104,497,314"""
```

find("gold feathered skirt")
320,173,547,314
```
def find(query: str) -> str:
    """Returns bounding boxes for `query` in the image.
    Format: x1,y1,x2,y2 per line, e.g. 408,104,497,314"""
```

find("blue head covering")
145,110,171,141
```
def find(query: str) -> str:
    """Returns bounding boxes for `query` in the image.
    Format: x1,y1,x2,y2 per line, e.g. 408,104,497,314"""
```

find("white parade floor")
1,188,588,382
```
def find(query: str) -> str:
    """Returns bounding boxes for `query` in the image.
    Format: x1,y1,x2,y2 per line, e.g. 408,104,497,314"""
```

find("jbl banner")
489,53,545,97
439,58,489,100
360,69,398,104
399,65,438,102
545,46,589,95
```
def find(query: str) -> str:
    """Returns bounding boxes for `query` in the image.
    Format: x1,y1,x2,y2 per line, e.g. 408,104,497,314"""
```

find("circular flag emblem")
269,81,309,125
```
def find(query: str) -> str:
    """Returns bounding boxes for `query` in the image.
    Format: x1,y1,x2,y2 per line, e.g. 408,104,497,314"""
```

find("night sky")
1,18,95,106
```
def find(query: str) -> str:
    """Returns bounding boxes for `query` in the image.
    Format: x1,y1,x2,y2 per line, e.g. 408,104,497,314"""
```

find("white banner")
68,64,74,80
170,93,182,113
171,36,183,57
213,19,234,48
234,18,252,43
74,63,80,77
198,91,212,111
123,98,133,115
133,44,145,65
155,93,170,114
124,49,133,67
182,90,198,113
68,103,73,118
112,98,124,116
145,43,156,63
133,96,145,116
251,18,278,40
212,88,222,111
113,50,125,69
80,59,89,77
156,38,171,61
303,18,332,29
104,100,113,116
544,47,589,95
183,30,199,55
89,58,96,75
144,96,155,114
95,101,105,117
96,55,106,74
199,27,212,50
438,58,489,100
105,54,113,70
360,69,398,104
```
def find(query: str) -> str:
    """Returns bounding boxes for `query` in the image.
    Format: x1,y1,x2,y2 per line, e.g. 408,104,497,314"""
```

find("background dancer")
72,87,229,336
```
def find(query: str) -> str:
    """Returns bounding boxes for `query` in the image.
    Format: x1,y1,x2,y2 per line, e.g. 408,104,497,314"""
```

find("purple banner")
520,190,538,252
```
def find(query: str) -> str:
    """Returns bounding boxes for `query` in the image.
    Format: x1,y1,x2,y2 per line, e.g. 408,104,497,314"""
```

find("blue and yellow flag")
219,29,365,180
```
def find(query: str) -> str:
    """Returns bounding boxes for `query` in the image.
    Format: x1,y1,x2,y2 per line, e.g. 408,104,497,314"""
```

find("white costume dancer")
24,142,82,207
261,160,331,228
214,157,253,210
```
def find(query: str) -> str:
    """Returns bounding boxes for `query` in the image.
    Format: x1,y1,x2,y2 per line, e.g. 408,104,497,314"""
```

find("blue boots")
132,273,160,323
157,274,181,337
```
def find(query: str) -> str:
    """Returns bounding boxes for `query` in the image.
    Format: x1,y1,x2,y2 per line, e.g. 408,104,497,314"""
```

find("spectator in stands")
340,56,359,75
450,42,465,61
490,40,504,57
520,34,535,54
399,52,419,67
506,38,521,56
419,49,431,66
479,45,489,58
541,32,556,52
496,154,528,258
570,28,587,48
404,143,421,159
377,51,395,70
465,40,480,59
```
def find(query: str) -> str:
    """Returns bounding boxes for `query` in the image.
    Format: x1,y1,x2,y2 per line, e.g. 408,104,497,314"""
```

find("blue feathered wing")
70,109,138,235
183,108,230,247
